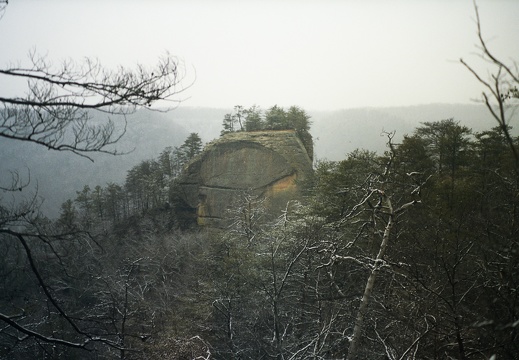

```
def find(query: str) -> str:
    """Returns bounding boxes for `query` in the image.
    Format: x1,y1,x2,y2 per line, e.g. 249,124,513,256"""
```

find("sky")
1,0,518,111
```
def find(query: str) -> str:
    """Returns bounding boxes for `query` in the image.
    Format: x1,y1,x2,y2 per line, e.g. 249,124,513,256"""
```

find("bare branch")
0,312,92,350
0,168,30,192
0,52,190,160
461,1,519,171
0,228,119,350
472,1,519,84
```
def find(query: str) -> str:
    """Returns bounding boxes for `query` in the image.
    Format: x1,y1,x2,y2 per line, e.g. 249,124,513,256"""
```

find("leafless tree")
459,3,519,358
0,2,189,355
344,135,422,360
460,1,519,172
0,51,188,161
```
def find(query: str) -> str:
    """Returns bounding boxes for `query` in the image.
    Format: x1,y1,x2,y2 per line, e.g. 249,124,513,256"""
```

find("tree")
206,199,334,359
221,113,237,135
0,52,187,161
415,119,472,177
0,2,189,354
265,105,287,130
75,185,94,228
219,105,313,160
460,6,519,357
57,199,78,231
286,105,311,133
317,136,422,360
168,132,203,175
179,132,203,160
286,105,313,160
460,1,519,357
221,105,246,135
233,105,246,131
158,146,174,177
243,105,264,131
381,120,519,359
104,182,125,222
460,1,519,173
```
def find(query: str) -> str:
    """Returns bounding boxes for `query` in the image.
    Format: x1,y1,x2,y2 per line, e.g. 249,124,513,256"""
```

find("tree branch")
0,312,92,350
0,52,190,160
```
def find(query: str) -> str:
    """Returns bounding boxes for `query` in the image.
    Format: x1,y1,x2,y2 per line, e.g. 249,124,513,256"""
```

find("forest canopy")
2,117,518,359
1,1,519,358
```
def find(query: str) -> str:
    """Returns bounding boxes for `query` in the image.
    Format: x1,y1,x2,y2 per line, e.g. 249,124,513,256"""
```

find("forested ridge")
0,103,498,218
1,1,518,358
2,112,518,358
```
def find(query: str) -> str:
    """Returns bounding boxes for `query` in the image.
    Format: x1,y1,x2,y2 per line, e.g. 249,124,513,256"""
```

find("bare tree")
0,51,188,160
343,135,422,360
0,2,189,355
460,1,519,172
459,3,519,358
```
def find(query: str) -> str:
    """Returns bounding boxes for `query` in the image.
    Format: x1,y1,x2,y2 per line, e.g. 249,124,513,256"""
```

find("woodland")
1,2,519,359
2,106,519,359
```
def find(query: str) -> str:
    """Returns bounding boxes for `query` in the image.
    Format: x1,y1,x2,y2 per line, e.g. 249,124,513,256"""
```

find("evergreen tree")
286,105,311,133
244,105,264,131
57,199,78,230
180,132,203,160
221,113,237,135
74,185,93,228
265,105,287,130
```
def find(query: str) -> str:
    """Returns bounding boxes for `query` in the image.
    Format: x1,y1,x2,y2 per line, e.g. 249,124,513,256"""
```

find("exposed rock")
176,130,313,227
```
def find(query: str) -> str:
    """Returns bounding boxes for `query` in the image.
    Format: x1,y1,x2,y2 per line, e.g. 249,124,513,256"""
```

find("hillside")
2,102,518,359
0,107,227,217
310,103,500,160
0,103,502,218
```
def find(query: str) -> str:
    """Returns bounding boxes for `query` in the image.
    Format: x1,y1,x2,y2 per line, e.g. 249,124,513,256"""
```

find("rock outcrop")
176,130,313,227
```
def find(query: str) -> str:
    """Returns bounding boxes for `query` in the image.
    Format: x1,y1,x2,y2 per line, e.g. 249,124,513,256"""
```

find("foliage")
220,104,313,160
2,2,519,358
3,117,518,358
53,132,203,231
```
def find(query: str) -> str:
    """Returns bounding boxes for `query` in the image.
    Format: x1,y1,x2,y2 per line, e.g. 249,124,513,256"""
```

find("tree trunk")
346,194,394,360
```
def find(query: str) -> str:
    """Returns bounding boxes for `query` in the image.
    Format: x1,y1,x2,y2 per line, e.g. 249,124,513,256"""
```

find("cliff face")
177,130,313,227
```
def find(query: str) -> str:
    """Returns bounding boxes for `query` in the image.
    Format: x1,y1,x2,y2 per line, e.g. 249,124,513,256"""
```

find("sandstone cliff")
176,130,313,227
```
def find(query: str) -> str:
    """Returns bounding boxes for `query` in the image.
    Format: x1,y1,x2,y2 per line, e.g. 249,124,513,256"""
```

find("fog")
1,0,518,110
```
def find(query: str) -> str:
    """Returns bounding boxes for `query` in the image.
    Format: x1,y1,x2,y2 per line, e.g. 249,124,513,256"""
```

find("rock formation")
176,130,313,227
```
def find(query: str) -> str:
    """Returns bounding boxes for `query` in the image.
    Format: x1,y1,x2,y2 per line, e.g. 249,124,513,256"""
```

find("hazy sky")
1,0,518,110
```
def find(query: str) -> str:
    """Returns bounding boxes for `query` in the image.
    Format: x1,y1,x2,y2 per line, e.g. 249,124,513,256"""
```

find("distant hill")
310,103,500,160
0,103,504,218
0,107,227,218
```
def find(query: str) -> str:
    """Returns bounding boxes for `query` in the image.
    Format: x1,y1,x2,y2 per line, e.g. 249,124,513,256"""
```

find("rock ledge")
176,130,313,226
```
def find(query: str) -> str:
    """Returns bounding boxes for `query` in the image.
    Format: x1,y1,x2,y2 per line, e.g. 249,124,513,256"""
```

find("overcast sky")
1,0,518,111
